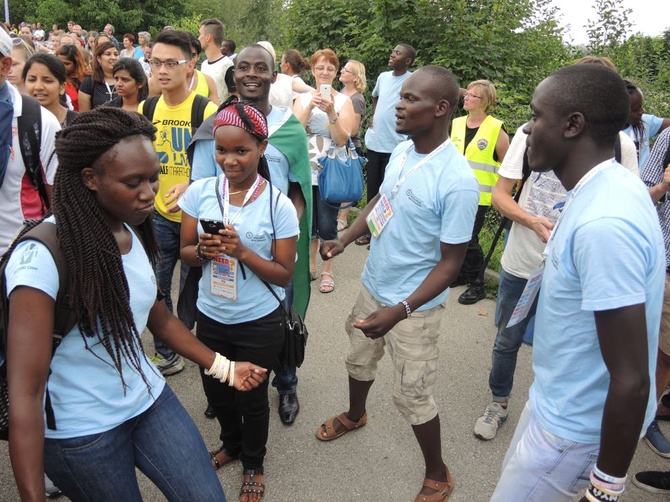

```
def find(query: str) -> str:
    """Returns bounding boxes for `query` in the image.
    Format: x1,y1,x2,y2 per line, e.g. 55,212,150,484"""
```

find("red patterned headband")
213,100,268,139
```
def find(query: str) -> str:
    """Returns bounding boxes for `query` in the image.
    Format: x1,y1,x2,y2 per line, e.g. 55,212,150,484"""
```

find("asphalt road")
0,242,667,501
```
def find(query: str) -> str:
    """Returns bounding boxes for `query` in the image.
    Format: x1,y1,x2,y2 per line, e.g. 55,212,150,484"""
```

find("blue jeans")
311,186,339,241
44,385,225,502
489,267,539,401
153,213,184,359
272,281,298,394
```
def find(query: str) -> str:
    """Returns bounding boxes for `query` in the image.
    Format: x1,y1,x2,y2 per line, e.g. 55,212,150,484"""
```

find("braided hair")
52,107,160,390
624,80,645,146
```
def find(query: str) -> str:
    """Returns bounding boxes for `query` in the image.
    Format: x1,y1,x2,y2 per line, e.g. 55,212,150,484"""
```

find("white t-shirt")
364,71,411,153
270,74,294,108
6,219,165,439
0,84,60,253
200,55,234,103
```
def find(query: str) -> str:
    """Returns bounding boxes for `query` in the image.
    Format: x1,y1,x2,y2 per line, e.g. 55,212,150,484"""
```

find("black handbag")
263,282,309,368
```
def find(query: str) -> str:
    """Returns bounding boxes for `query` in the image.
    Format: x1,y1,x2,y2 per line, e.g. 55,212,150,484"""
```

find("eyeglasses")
314,66,336,73
149,59,189,69
464,92,481,99
340,67,353,74
11,37,34,57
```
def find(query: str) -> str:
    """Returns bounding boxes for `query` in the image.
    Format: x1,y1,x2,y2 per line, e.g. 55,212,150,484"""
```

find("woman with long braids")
5,107,267,501
179,98,299,502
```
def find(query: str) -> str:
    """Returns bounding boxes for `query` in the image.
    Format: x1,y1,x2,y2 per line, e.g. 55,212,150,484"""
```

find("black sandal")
209,445,240,470
240,468,265,501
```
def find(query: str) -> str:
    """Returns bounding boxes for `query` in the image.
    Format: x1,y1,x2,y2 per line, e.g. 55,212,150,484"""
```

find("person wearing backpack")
138,29,217,376
4,107,267,501
0,28,61,254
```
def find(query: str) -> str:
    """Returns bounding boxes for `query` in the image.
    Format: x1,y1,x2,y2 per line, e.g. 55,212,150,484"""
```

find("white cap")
0,29,12,58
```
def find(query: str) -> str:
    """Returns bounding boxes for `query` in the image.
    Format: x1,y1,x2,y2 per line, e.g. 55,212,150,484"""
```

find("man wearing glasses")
138,29,218,376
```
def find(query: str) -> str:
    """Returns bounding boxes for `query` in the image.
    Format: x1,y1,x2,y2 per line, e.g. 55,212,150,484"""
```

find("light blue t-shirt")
5,220,164,439
529,162,664,444
622,113,664,169
180,175,299,324
191,106,296,195
362,140,479,310
364,71,411,153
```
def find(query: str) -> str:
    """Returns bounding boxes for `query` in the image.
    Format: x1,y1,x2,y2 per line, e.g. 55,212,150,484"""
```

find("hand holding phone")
200,219,225,235
320,84,332,101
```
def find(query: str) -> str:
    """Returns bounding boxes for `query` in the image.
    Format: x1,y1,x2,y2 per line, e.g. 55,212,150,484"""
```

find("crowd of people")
2,14,670,502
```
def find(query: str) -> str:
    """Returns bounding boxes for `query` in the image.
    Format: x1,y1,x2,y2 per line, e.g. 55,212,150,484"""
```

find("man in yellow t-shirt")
138,29,217,375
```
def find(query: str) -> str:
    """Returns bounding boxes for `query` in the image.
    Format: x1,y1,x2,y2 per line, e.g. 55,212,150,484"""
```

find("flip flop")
337,219,348,232
316,412,368,441
319,272,335,293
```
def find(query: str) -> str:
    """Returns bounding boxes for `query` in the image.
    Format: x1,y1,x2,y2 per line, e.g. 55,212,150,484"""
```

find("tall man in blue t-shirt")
491,64,664,502
316,66,479,501
356,44,415,246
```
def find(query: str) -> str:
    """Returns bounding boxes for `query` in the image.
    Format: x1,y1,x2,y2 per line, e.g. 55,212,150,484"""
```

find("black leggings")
196,308,284,470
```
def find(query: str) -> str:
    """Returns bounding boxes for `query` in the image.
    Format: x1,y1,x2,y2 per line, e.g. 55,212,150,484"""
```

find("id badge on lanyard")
211,255,238,300
366,194,394,238
506,265,543,327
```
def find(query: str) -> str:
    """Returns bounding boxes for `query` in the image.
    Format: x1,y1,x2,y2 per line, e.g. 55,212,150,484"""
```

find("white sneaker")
150,353,185,376
474,402,508,440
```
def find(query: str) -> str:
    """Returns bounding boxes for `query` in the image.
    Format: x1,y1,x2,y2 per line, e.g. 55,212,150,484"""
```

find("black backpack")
17,95,50,212
0,221,77,440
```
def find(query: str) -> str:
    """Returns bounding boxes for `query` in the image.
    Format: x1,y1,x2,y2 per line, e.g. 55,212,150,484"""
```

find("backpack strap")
141,95,160,123
186,94,211,167
17,222,77,431
17,96,48,211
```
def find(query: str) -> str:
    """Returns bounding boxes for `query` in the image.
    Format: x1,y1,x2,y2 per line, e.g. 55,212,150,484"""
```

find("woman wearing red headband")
179,98,299,502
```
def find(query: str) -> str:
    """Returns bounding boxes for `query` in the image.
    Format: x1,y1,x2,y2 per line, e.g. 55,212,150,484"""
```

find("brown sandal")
414,471,455,502
240,468,265,502
316,412,368,441
209,446,240,470
355,234,371,246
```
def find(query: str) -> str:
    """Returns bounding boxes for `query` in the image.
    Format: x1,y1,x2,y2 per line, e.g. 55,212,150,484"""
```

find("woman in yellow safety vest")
450,79,509,305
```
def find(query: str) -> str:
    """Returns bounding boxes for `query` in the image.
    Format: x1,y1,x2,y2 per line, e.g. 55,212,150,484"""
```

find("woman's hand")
233,362,268,391
197,230,225,260
218,224,248,260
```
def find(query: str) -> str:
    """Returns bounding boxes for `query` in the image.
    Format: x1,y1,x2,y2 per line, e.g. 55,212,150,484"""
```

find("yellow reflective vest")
451,115,504,206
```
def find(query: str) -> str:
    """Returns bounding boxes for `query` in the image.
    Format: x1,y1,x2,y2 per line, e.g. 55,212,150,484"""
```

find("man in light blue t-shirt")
492,64,664,502
356,44,415,246
316,66,478,501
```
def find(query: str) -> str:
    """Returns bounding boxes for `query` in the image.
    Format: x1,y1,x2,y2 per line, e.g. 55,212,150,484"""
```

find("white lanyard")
390,139,451,199
546,160,614,246
221,174,263,226
104,81,115,101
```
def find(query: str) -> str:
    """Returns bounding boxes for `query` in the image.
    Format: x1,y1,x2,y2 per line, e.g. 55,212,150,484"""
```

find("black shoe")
204,404,216,419
633,470,670,493
278,392,300,425
458,284,486,305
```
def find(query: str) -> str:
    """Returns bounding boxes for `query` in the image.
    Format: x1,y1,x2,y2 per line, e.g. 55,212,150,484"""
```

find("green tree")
586,0,632,53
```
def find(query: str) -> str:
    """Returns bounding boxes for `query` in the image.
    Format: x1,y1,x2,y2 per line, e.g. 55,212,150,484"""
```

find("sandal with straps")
209,445,240,471
240,468,265,502
319,272,335,294
316,412,368,441
414,471,455,502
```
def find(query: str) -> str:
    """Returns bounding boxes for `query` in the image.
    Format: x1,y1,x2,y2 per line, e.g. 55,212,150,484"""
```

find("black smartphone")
200,219,225,234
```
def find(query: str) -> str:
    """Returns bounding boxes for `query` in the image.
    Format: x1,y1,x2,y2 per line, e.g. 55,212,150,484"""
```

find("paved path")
0,243,665,500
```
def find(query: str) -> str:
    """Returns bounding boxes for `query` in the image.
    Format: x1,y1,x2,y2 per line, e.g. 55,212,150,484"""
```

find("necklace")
228,187,251,196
